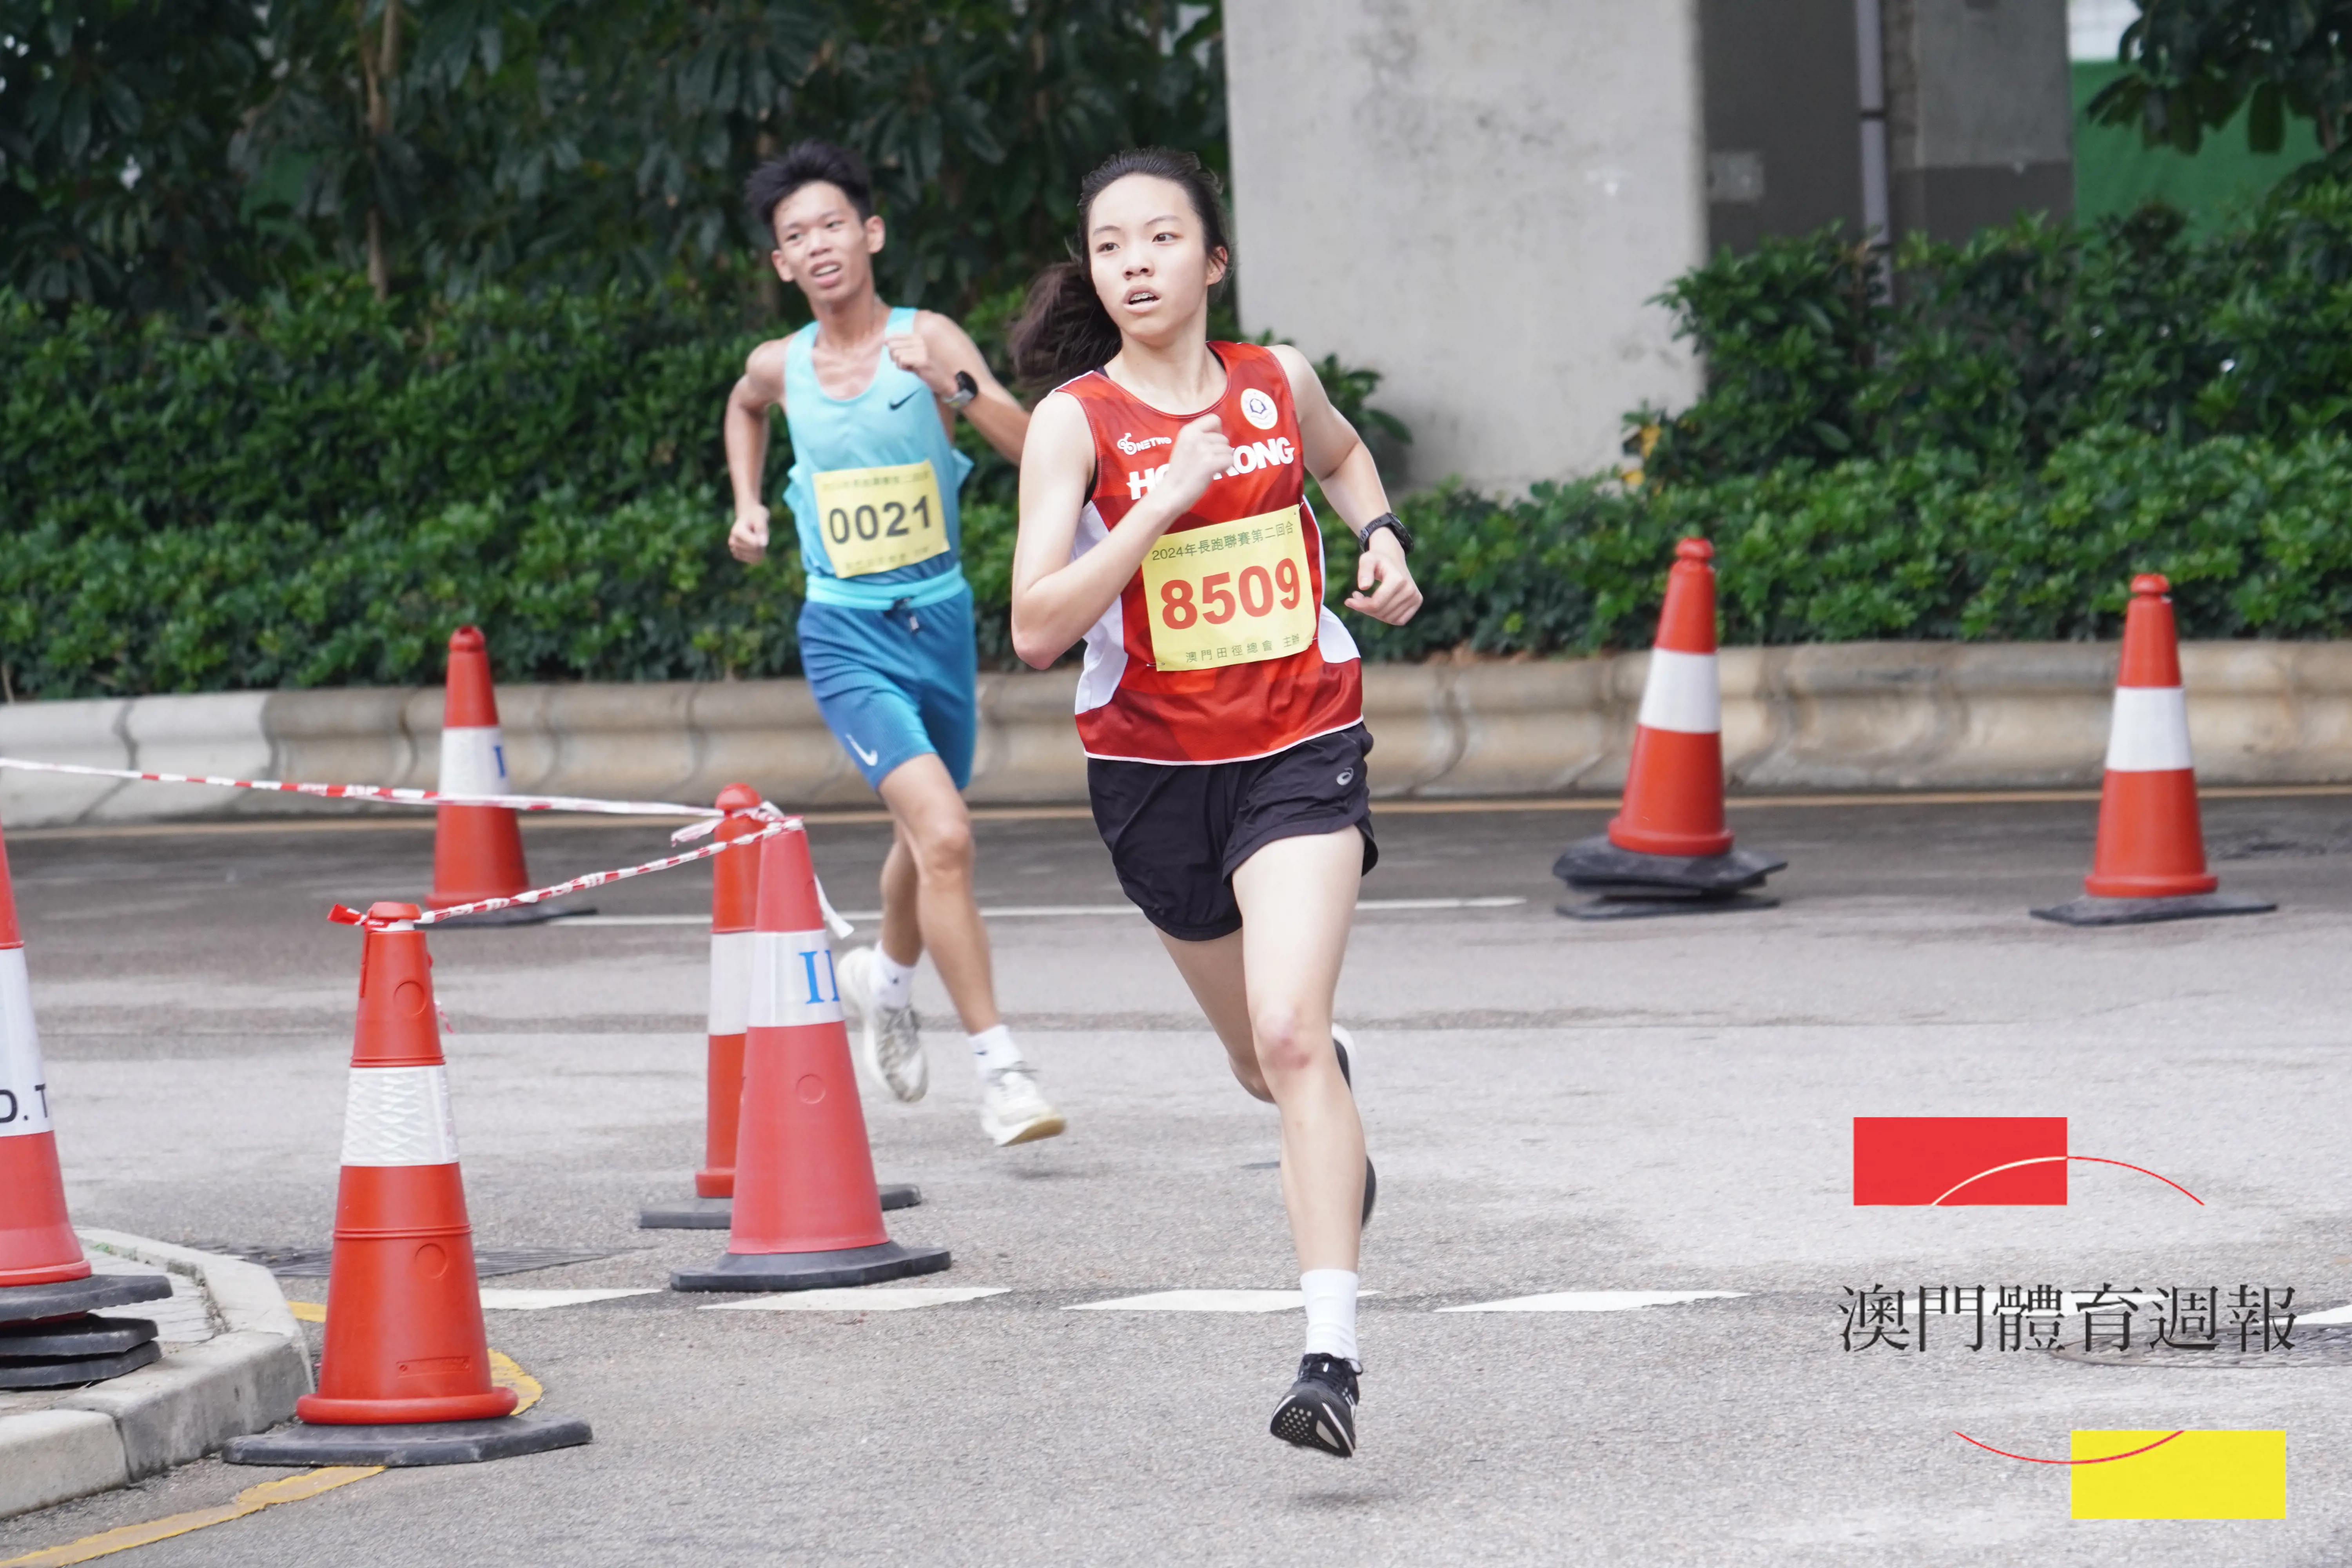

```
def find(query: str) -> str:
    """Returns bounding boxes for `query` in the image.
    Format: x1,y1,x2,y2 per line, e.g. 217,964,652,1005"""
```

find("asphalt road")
3,792,2351,1565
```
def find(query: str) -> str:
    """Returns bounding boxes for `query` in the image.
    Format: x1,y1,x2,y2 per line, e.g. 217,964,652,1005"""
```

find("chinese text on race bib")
1140,506,1318,671
813,461,949,579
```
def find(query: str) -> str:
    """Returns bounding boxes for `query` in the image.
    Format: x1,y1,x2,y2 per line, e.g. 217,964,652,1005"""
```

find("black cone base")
427,901,596,928
1552,834,1787,895
0,1314,156,1359
671,1239,951,1293
223,1411,593,1466
1559,892,1780,922
639,1186,921,1229
2031,891,2277,927
0,1272,172,1327
0,1338,161,1390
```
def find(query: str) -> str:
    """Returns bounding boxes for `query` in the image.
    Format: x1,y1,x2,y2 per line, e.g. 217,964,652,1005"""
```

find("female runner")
1007,148,1422,1457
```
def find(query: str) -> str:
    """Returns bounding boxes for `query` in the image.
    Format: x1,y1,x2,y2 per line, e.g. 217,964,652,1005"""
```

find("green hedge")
1641,185,2352,484
19,185,2352,703
14,423,2352,699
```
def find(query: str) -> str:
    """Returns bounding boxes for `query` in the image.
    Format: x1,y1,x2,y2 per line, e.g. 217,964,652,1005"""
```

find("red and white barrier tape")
0,755,729,826
325,817,856,938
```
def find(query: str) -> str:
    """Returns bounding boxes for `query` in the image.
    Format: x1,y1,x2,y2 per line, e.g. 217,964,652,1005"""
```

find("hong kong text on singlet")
1056,342,1363,764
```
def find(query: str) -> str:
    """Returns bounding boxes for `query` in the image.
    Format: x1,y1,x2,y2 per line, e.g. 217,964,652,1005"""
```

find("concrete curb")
4,640,2350,828
0,1234,311,1520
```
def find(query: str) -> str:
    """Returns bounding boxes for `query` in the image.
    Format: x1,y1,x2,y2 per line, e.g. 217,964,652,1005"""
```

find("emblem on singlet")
1239,387,1279,431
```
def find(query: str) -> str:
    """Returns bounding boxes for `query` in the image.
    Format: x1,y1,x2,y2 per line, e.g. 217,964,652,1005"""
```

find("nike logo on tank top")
1057,342,1363,764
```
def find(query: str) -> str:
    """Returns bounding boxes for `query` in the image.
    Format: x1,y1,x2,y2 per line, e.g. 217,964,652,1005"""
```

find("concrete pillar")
1223,0,1708,492
1882,0,2075,241
1700,0,1867,254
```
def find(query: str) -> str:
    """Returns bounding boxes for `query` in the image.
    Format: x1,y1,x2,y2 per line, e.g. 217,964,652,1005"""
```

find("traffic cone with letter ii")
672,823,949,1291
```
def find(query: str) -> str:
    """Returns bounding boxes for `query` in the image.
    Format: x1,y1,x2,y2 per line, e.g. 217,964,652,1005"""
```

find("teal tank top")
781,305,976,610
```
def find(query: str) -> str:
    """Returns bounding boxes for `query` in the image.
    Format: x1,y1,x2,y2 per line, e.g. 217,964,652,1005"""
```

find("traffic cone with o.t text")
0,817,85,1292
672,824,949,1291
0,813,172,1387
222,902,590,1464
428,627,576,925
637,789,922,1229
2032,575,2274,926
1552,537,1785,918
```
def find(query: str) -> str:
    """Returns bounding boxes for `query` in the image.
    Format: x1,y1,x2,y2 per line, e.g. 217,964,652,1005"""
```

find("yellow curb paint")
285,1301,325,1323
0,1467,380,1567
488,1348,542,1415
2070,1430,2286,1520
0,1335,548,1564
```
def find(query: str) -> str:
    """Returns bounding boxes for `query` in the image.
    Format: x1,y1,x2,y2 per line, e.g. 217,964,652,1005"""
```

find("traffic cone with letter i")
1552,537,1786,918
637,786,920,1228
672,824,949,1291
2032,574,2275,926
0,811,172,1388
427,626,581,926
223,902,592,1465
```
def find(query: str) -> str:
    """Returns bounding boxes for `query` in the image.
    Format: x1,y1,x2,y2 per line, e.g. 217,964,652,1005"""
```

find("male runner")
724,139,1063,1147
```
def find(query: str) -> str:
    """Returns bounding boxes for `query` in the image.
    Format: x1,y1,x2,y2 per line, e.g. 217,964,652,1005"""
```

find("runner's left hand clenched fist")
886,332,956,399
1345,529,1421,625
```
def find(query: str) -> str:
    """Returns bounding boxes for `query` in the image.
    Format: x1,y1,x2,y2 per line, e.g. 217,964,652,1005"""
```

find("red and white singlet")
1056,342,1364,764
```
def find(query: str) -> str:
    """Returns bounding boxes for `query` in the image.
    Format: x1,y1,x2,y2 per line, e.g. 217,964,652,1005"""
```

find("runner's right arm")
1009,393,1233,668
724,339,793,564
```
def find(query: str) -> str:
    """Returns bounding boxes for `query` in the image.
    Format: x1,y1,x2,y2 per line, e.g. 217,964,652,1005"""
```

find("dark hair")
1010,148,1232,390
743,140,875,238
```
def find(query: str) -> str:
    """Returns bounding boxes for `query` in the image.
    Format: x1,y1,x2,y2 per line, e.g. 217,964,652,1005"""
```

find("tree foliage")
2089,0,2352,158
0,0,1224,318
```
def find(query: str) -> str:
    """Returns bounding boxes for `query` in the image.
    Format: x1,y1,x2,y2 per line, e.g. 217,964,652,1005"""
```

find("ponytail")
1011,147,1233,391
1010,262,1124,391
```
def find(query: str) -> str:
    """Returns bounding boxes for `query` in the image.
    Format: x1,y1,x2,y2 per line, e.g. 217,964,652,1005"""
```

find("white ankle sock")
1300,1269,1360,1365
968,1024,1025,1078
873,950,918,1011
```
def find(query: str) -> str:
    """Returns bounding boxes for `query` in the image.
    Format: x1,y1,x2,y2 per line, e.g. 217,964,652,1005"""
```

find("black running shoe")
1333,1033,1376,1230
1271,1353,1359,1457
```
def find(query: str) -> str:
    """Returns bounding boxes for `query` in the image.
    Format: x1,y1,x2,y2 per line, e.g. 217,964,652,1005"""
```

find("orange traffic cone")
223,902,590,1464
637,789,922,1229
1552,537,1784,918
672,826,949,1291
0,813,171,1387
428,627,573,926
2032,575,2274,926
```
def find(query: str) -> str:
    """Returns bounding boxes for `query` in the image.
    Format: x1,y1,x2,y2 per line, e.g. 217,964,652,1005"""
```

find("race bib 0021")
813,461,950,579
1139,506,1319,671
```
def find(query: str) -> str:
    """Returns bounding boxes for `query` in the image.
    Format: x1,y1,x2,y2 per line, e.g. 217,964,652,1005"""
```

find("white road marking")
1438,1290,1748,1313
477,1288,661,1310
699,1286,1010,1312
1070,1289,1382,1313
2293,1303,2352,1325
568,897,1525,928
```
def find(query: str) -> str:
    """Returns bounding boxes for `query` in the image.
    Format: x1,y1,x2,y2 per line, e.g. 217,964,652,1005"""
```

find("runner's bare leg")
1159,826,1364,1272
877,753,1002,1034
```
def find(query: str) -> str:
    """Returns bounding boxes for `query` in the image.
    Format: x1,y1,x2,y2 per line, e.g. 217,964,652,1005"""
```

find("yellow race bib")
813,461,949,578
1139,506,1319,671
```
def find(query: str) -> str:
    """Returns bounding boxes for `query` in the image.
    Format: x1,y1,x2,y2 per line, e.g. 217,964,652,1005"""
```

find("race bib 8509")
813,461,949,579
1140,506,1318,671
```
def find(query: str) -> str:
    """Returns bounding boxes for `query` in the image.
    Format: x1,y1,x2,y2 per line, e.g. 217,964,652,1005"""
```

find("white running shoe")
834,946,928,1103
979,1064,1066,1147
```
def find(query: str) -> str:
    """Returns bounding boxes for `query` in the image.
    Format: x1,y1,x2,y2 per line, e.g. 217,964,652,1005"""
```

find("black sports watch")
1356,511,1413,555
942,370,978,409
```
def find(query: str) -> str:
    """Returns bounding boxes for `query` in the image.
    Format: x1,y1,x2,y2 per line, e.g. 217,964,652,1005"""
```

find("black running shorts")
1087,724,1379,942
